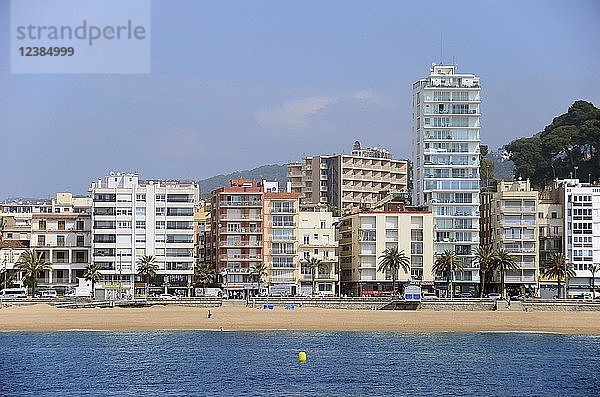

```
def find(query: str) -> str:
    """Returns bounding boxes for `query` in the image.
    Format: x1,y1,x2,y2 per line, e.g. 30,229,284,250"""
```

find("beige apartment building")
1,193,92,294
297,204,339,296
288,141,409,214
339,201,434,297
489,180,539,295
263,192,300,294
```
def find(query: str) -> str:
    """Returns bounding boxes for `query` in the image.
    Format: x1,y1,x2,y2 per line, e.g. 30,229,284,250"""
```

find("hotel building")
287,141,409,213
412,64,481,294
90,172,198,299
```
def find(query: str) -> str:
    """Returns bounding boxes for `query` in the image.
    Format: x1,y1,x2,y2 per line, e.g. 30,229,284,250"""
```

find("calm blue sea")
1,331,598,396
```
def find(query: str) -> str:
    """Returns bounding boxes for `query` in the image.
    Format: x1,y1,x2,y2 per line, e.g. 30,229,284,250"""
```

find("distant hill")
199,164,288,197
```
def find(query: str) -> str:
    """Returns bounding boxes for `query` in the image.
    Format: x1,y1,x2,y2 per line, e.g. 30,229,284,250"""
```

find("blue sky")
1,0,599,198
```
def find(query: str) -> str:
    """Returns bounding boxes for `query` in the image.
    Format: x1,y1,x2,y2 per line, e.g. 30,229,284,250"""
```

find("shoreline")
1,304,600,334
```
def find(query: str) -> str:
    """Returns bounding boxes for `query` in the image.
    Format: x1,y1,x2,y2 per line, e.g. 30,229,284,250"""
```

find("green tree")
137,255,158,298
377,247,410,295
506,101,600,187
489,249,519,298
542,252,575,299
473,246,495,298
432,251,462,299
505,137,551,187
83,263,102,300
15,249,52,297
194,262,216,296
589,264,599,296
250,263,268,296
303,257,328,296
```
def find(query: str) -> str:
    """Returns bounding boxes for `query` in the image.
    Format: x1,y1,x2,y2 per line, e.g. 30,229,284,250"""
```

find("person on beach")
207,310,212,319
506,297,511,309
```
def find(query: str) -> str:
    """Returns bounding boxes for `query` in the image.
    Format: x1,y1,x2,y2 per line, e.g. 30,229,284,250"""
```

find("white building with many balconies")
90,172,198,299
412,64,481,295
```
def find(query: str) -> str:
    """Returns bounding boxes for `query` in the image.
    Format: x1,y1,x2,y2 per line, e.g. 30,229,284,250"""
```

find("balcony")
220,254,262,261
220,200,263,207
220,241,263,248
219,214,262,221
219,227,261,234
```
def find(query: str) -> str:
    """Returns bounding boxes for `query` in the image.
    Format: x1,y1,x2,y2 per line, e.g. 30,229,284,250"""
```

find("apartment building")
287,141,409,213
263,192,300,294
194,202,212,265
30,193,92,294
298,204,339,296
1,194,91,294
211,179,264,299
339,201,434,296
412,64,481,294
489,180,539,296
557,179,600,296
90,172,198,299
537,187,563,297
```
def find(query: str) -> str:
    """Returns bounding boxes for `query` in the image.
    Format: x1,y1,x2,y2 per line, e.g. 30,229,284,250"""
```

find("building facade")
211,179,264,298
287,141,409,213
557,179,600,296
339,204,434,296
412,64,481,294
298,204,339,296
263,192,300,294
90,172,198,299
489,180,539,295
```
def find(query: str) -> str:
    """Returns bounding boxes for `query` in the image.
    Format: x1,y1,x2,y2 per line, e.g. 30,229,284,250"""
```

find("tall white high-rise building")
412,64,481,295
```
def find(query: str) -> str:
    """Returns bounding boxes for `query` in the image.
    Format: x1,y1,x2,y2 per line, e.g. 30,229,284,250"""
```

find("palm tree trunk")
501,267,505,299
557,278,562,299
447,273,452,299
480,270,486,298
393,273,397,296
312,269,316,296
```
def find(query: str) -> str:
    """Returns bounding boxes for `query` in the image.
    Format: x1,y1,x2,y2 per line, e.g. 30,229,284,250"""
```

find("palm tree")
377,247,411,295
250,263,268,296
490,249,520,299
542,252,575,299
83,263,102,299
589,264,600,297
194,262,216,296
137,255,158,298
432,251,462,299
474,246,494,298
303,257,328,296
15,249,52,297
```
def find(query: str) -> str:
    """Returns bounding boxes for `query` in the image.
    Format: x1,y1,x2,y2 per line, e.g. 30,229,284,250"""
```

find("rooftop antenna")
440,32,443,65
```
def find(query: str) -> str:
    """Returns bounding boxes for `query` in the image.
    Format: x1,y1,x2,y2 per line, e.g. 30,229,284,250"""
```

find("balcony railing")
220,200,263,207
220,254,262,261
219,227,261,234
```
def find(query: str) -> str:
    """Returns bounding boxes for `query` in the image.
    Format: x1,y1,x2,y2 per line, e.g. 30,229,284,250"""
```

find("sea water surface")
1,331,599,396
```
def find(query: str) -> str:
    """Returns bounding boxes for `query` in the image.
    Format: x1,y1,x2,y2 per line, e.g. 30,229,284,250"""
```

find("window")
136,194,146,202
551,212,557,219
136,207,146,216
58,221,65,230
156,207,165,216
37,235,45,246
320,220,326,229
136,221,146,229
38,220,46,230
156,221,166,229
57,235,65,247
76,235,85,247
156,194,166,202
136,234,146,243
411,229,423,241
303,235,310,244
76,220,84,231
116,208,132,216
117,221,132,229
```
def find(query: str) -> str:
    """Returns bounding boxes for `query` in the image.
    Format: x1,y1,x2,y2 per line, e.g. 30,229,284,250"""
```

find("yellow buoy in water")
298,351,307,363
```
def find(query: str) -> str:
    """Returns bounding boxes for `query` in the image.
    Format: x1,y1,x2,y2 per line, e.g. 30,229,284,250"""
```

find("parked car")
422,292,437,300
459,292,474,298
486,293,502,300
158,293,180,300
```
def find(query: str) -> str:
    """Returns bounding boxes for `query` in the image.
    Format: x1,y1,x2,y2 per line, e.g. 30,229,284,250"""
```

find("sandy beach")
1,304,599,334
